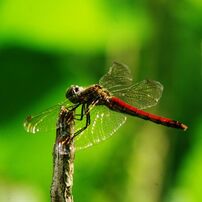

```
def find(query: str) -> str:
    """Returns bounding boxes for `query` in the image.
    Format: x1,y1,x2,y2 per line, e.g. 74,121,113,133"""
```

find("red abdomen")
108,97,187,131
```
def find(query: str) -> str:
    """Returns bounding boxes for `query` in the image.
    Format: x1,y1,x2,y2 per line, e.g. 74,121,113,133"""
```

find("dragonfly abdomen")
109,97,188,131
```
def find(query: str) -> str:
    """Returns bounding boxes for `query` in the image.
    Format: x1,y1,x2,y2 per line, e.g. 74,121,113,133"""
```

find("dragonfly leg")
68,103,80,111
74,103,86,121
71,99,99,140
73,109,90,138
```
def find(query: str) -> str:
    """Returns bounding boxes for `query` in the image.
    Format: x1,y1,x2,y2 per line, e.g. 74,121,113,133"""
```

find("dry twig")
51,107,75,202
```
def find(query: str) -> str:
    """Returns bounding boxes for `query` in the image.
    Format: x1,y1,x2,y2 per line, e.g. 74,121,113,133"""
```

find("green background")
0,0,201,202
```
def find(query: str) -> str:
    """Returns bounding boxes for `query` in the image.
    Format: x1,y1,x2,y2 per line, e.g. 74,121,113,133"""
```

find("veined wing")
99,61,132,92
110,80,163,109
24,100,73,134
74,105,127,150
99,62,163,109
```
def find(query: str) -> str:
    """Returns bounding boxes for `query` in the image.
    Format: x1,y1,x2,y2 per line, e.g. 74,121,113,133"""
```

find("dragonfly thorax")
66,84,111,105
66,85,84,103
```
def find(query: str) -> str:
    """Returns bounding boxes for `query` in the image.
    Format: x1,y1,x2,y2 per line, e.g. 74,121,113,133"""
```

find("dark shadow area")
0,45,106,125
0,45,62,124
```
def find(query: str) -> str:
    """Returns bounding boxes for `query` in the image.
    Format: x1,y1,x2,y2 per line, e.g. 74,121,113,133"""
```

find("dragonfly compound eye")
66,85,82,103
73,86,80,93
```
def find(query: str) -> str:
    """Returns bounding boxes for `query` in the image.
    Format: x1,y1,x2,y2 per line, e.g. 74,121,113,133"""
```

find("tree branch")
51,106,75,202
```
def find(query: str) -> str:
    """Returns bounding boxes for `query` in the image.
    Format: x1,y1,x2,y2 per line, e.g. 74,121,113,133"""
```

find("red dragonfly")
24,62,188,150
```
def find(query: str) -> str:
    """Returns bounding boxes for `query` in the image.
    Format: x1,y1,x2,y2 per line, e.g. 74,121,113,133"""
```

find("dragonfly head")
66,85,84,103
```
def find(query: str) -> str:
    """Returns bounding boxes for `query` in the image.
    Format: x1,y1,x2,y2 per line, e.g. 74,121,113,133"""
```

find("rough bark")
51,107,75,202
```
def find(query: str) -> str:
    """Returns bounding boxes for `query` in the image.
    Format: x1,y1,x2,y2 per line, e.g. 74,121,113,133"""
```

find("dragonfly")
24,62,188,150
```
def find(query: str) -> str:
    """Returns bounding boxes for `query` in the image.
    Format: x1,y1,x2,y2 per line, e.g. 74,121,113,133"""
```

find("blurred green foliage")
0,0,201,202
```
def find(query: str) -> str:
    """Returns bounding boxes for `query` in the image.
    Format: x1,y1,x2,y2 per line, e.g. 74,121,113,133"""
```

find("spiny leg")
72,99,99,139
58,102,90,145
73,109,90,138
74,103,86,121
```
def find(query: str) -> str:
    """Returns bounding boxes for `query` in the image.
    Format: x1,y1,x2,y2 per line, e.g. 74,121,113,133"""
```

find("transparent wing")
24,100,73,134
99,61,133,91
99,62,163,109
74,105,127,150
111,80,163,109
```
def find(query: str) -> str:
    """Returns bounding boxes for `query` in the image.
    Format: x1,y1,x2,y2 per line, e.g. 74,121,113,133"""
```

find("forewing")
99,62,133,91
99,62,163,109
74,105,127,150
24,100,72,134
111,80,163,109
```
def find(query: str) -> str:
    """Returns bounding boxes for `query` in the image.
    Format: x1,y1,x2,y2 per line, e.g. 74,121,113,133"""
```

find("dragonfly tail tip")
182,123,188,131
